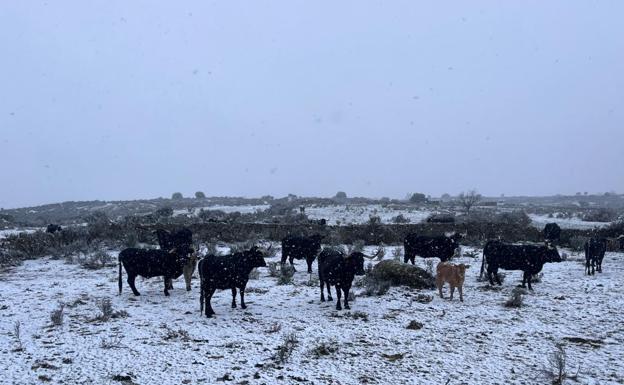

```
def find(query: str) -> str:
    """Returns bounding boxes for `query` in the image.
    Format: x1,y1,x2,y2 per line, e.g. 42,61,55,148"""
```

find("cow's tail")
480,246,487,279
199,260,204,314
118,256,123,294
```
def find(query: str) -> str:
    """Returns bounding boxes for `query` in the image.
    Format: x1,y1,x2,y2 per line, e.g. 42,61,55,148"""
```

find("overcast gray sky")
1,1,623,208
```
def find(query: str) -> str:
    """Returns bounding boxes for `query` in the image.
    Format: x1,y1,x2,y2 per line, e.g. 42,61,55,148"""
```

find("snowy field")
304,205,432,225
529,214,611,230
0,228,42,239
1,247,623,385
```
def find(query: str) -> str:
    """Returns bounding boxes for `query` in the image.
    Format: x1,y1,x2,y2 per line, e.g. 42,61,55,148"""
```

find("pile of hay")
369,260,435,289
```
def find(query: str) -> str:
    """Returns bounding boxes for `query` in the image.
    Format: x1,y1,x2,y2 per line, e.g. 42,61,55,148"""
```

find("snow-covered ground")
174,205,270,217
0,228,42,239
1,247,622,385
304,205,432,225
529,214,611,230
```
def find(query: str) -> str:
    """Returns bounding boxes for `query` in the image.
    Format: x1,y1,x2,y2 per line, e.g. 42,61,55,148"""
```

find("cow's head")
345,252,367,275
310,234,324,251
169,244,194,263
243,246,268,268
544,244,562,263
347,250,378,275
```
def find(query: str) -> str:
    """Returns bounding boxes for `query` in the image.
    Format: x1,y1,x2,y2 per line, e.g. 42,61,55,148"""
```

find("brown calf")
436,262,470,302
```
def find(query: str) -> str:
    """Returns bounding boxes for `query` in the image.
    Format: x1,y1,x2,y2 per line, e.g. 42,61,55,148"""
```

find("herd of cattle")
114,223,623,318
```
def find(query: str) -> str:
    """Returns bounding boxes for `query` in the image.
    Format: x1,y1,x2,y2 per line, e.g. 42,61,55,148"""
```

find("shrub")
409,193,427,204
81,251,114,270
195,191,206,199
424,259,434,276
368,260,435,289
50,303,65,326
582,208,617,223
277,264,296,285
155,207,174,218
274,333,298,364
334,191,347,200
310,341,339,358
391,247,402,261
171,192,183,200
95,298,113,321
362,275,391,296
12,321,23,351
504,287,526,308
392,214,410,224
267,262,280,277
542,343,578,385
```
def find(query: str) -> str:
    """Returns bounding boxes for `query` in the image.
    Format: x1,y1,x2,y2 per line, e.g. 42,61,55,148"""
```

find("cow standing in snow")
481,241,562,291
436,262,469,302
584,237,607,275
281,234,324,273
199,246,269,318
403,233,462,265
118,244,195,296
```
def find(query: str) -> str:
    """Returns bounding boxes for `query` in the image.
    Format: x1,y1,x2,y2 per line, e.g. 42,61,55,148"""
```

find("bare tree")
458,190,482,213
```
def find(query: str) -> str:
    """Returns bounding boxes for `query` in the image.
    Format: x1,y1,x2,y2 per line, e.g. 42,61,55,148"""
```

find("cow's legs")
163,276,171,296
326,282,333,301
127,274,140,296
166,278,173,291
436,277,444,299
231,288,237,308
343,284,352,310
240,285,247,309
486,269,495,286
494,269,502,286
306,257,313,274
205,288,216,317
320,279,326,302
523,272,533,291
335,285,342,310
597,258,602,273
458,285,464,302
450,286,455,300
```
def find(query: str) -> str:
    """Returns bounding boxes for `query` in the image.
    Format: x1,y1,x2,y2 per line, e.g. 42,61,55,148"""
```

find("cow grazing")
46,224,62,234
403,233,462,265
118,245,195,296
199,246,269,318
436,262,470,302
481,241,562,290
317,248,379,310
281,234,323,273
584,238,607,275
543,223,561,243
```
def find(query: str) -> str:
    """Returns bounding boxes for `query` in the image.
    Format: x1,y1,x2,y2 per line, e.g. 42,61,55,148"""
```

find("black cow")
403,233,462,264
481,241,562,290
584,238,607,275
543,223,561,243
318,248,378,310
281,234,323,273
46,224,62,234
618,235,624,251
155,228,193,250
154,228,193,290
199,246,269,318
118,245,194,296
